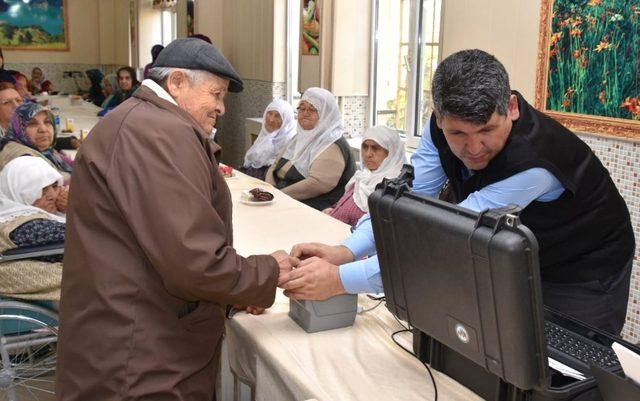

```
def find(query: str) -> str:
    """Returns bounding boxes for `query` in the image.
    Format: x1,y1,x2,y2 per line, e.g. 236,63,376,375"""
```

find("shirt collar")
141,79,177,106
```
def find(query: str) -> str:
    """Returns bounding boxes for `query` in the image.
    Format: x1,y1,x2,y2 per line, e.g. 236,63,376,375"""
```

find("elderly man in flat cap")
56,38,295,400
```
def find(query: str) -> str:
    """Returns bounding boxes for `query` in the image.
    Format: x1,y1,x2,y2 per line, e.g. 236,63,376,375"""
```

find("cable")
389,319,438,401
359,300,384,313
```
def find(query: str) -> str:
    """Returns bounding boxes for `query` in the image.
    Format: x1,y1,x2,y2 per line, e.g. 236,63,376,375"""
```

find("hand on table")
290,243,354,266
322,207,334,214
56,186,70,213
279,257,347,301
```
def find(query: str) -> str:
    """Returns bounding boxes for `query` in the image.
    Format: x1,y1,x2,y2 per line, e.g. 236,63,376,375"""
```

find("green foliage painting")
546,0,640,120
0,0,68,50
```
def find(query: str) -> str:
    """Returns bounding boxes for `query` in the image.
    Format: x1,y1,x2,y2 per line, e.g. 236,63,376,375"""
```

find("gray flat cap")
153,38,244,92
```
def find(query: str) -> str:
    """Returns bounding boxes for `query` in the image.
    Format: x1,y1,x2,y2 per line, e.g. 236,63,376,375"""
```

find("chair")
0,243,63,401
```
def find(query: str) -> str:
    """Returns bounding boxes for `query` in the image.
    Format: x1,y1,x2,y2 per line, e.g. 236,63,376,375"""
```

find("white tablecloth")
225,171,482,401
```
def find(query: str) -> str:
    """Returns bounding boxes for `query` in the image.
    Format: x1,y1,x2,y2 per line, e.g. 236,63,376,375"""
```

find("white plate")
240,190,275,206
223,171,237,179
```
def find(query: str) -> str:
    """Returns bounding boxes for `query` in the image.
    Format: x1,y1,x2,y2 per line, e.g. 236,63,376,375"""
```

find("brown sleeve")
282,143,345,200
107,119,278,307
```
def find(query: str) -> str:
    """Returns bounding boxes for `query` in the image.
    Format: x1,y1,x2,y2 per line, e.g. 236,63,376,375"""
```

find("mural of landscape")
0,0,67,50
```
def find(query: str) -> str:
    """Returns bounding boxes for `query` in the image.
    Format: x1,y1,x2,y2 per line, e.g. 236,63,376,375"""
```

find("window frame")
370,0,444,149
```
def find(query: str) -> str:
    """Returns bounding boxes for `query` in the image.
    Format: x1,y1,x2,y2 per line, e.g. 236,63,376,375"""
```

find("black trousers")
541,254,634,335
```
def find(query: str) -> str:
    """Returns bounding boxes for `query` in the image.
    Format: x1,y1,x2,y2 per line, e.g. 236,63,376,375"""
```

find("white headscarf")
348,126,407,212
282,87,344,177
0,156,65,223
244,99,296,169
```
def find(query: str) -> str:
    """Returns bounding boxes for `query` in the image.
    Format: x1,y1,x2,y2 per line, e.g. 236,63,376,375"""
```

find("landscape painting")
0,0,68,50
535,0,640,139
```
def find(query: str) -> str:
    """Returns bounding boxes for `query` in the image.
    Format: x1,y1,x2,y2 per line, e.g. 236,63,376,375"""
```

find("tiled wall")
5,63,123,95
341,96,368,137
216,79,286,167
578,134,640,343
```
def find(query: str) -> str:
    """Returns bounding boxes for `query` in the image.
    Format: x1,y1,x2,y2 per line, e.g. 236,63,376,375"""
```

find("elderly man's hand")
232,305,266,315
271,250,299,286
279,257,347,301
289,243,354,266
56,186,69,213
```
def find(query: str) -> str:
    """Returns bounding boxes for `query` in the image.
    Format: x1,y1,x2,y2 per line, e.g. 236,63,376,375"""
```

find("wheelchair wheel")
0,301,58,401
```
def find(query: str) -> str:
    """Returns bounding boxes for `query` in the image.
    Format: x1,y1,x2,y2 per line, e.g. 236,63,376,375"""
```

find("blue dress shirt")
338,124,565,294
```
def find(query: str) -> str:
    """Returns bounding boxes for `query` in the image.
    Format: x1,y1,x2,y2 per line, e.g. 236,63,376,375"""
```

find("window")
161,9,177,46
371,0,442,147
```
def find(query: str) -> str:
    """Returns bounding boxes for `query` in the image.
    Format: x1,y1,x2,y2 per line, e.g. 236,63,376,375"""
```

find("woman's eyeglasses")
0,98,25,106
296,106,318,115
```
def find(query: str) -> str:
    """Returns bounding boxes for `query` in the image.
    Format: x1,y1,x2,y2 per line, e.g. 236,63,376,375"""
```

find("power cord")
389,309,438,401
359,295,439,400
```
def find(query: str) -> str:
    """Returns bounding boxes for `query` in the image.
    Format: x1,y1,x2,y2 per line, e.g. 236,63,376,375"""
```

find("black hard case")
368,171,607,401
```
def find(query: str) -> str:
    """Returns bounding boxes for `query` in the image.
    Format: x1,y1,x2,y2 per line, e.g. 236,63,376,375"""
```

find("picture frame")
535,0,640,140
0,0,69,51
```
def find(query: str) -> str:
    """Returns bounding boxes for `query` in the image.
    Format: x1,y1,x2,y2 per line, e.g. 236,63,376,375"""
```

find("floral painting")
0,0,68,50
535,0,640,139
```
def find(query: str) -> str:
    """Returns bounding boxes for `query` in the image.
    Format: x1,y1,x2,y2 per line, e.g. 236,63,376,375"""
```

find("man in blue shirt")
279,49,634,334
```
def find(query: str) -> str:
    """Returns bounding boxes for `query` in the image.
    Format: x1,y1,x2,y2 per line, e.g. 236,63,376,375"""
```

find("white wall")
137,0,163,68
440,0,541,102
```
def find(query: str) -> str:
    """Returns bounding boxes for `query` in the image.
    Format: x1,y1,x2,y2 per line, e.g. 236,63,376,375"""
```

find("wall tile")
340,96,368,137
578,134,640,342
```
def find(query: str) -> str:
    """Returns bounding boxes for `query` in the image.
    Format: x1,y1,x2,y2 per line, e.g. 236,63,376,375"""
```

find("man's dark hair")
431,49,511,124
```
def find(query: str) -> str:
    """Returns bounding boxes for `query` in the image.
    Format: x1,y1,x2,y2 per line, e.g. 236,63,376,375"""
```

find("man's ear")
434,110,443,129
507,94,520,121
166,69,188,98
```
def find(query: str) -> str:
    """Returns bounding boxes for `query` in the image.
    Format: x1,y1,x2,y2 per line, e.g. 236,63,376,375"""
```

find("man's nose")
217,101,225,117
466,135,484,154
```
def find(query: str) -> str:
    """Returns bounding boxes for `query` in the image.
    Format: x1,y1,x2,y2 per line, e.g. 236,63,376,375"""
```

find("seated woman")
0,102,73,183
101,73,119,108
28,67,45,95
0,156,66,302
324,126,406,226
84,69,105,107
241,99,296,180
10,71,33,100
266,87,356,210
0,82,23,138
100,66,139,115
40,80,54,94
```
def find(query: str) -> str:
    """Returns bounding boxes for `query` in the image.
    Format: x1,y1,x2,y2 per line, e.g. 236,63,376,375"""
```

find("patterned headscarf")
5,102,72,173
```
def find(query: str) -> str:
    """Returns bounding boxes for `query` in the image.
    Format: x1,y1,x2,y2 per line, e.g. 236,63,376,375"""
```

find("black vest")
272,136,356,211
430,92,634,283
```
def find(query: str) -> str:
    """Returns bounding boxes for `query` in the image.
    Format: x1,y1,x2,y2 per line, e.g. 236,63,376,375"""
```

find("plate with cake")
240,188,275,206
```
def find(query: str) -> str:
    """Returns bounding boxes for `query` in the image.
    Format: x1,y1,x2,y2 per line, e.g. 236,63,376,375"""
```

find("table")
223,171,483,401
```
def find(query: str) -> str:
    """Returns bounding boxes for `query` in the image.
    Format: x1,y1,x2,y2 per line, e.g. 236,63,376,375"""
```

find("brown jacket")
56,86,279,400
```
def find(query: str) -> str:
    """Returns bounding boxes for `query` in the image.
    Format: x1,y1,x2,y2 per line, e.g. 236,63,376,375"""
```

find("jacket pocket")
177,301,223,334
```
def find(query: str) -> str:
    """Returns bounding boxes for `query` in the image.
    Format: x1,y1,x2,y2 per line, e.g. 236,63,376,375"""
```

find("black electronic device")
367,166,636,401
